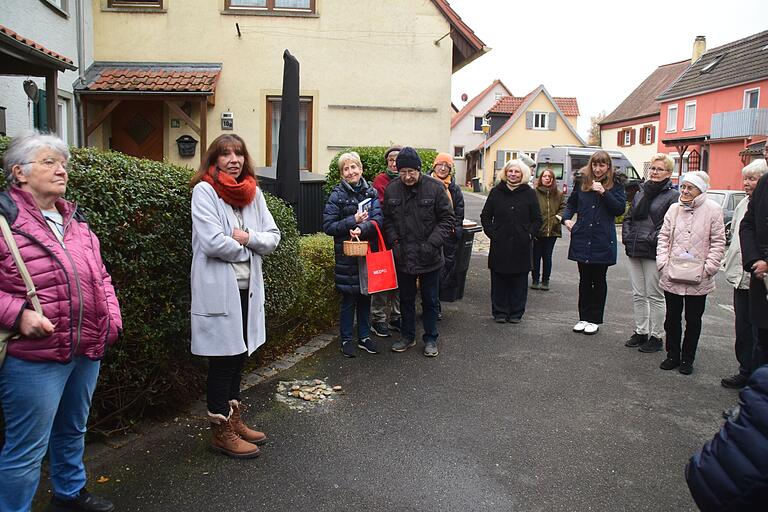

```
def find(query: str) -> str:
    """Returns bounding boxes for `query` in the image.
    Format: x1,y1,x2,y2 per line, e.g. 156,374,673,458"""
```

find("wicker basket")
343,234,368,257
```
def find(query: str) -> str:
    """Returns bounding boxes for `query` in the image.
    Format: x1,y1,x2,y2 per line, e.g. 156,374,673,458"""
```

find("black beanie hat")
396,146,421,172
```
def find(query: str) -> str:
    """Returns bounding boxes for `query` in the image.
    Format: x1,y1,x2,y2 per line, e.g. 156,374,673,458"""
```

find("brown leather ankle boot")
208,411,260,458
229,400,267,445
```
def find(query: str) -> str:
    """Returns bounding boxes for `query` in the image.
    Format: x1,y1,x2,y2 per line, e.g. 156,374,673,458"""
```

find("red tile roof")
489,94,580,117
0,24,76,69
79,63,221,93
451,79,512,129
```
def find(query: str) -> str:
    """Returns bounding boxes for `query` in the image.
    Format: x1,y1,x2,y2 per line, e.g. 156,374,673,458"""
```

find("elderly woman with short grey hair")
0,131,122,512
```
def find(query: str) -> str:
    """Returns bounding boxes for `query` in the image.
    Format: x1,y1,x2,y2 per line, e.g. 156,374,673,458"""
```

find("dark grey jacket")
621,180,678,259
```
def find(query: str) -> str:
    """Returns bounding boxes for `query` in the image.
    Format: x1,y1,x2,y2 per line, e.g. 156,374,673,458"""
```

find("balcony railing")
711,108,768,139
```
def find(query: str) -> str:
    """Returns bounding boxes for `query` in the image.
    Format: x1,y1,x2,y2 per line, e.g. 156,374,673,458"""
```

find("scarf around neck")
432,172,453,207
202,166,257,207
632,178,670,221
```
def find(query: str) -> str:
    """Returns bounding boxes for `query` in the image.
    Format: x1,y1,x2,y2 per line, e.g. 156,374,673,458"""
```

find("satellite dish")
460,93,468,102
23,80,39,102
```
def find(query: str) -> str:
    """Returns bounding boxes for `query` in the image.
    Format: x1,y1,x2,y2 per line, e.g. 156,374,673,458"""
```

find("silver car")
706,189,747,244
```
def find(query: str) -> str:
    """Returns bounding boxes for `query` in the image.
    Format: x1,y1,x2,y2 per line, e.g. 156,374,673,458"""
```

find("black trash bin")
440,223,482,302
471,177,481,193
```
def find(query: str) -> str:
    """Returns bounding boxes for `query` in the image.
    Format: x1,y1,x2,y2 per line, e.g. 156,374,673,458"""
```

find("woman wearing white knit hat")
656,171,726,375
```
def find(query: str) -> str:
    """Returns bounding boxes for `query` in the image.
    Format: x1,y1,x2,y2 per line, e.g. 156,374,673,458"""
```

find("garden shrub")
324,146,438,196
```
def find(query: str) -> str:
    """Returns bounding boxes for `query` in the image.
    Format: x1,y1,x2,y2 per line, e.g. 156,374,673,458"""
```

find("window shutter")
526,112,533,129
650,126,656,143
33,90,48,131
617,130,623,146
629,129,635,145
548,112,557,130
639,127,645,144
495,150,504,170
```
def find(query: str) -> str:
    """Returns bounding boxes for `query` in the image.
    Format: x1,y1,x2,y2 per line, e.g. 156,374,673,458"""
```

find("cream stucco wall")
481,93,582,188
90,0,453,173
601,120,660,177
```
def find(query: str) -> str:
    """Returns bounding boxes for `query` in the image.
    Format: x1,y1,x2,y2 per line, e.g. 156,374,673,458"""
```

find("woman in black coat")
480,159,542,323
323,152,383,358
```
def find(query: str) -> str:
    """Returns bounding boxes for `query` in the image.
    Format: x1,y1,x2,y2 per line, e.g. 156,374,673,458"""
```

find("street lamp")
480,117,490,191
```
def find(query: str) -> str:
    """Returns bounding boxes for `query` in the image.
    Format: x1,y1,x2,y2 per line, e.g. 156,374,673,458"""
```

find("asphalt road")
38,194,740,512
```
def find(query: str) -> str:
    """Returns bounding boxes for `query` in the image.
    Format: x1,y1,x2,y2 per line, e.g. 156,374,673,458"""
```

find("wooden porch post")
200,97,208,165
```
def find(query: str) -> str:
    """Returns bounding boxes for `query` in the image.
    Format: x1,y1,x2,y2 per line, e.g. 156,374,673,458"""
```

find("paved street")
43,192,740,512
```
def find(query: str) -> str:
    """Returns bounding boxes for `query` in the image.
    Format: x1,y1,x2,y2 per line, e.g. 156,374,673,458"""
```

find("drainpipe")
74,0,87,146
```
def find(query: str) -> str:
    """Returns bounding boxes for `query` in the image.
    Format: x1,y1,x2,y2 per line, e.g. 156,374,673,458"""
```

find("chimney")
692,36,706,63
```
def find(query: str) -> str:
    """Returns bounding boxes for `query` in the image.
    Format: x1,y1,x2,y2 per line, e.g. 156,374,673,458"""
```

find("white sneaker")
584,323,599,335
573,321,588,333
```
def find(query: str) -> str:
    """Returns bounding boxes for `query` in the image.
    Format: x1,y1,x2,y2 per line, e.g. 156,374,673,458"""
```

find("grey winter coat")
190,183,280,356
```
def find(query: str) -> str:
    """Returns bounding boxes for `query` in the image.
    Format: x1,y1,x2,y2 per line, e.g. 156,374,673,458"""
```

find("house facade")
477,85,584,189
657,30,768,190
0,0,93,144
80,0,486,172
599,59,689,178
450,79,511,186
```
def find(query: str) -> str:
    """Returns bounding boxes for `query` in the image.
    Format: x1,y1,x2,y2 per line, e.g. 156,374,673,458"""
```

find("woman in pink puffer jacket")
0,131,122,512
656,171,725,375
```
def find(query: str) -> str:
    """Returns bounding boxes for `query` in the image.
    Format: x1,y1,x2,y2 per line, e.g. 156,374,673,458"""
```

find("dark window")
266,96,313,170
473,116,483,132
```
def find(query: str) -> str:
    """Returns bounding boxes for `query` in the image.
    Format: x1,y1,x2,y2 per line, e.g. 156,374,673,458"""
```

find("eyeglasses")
648,166,669,173
398,169,421,176
21,158,68,171
434,163,451,170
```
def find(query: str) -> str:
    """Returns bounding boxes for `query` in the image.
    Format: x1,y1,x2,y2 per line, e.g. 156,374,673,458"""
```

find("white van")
534,145,643,198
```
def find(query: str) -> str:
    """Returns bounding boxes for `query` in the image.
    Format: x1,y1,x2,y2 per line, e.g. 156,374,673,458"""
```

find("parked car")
534,145,643,200
706,189,746,244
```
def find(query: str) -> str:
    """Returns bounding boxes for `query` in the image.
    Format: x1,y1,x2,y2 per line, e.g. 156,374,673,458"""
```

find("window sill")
682,127,696,132
665,130,677,134
221,9,319,18
102,7,167,13
40,0,69,18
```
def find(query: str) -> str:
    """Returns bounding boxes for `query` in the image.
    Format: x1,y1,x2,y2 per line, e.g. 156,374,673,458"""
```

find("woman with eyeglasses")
621,153,679,353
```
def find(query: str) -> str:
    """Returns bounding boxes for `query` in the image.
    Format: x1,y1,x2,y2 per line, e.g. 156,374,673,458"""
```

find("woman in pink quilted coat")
0,131,122,512
656,171,725,375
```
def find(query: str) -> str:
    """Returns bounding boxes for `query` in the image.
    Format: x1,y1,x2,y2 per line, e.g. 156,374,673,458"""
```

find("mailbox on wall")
221,112,234,130
176,135,198,157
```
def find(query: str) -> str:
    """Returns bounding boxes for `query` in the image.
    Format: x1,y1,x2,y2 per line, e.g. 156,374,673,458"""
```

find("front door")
110,101,163,161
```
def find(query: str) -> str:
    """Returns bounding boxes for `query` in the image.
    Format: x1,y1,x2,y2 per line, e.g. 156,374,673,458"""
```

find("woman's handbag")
666,206,705,285
0,215,43,367
365,220,398,294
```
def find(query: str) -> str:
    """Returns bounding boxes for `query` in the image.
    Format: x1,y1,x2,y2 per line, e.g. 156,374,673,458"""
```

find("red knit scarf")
202,166,257,207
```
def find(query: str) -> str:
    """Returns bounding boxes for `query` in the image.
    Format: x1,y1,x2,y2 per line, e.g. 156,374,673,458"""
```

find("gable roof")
479,85,586,149
451,79,512,129
658,30,768,101
0,24,77,71
430,0,490,72
77,62,221,95
489,94,580,117
601,60,689,125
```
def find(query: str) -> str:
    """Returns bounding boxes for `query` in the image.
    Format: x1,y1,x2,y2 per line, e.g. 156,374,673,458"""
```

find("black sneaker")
341,340,356,358
678,361,694,375
357,337,380,354
659,356,680,370
370,322,390,337
721,373,749,389
423,341,439,357
388,319,401,332
540,280,550,291
638,336,663,353
493,316,507,323
624,332,647,348
50,489,115,512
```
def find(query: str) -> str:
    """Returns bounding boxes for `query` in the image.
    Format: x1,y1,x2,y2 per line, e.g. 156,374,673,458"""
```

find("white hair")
742,158,768,178
498,159,531,184
3,130,70,185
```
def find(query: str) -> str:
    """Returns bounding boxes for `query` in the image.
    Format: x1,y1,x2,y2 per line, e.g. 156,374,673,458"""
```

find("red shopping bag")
366,220,398,293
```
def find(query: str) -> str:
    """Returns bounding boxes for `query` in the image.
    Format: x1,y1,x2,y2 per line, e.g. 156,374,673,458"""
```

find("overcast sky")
449,0,768,139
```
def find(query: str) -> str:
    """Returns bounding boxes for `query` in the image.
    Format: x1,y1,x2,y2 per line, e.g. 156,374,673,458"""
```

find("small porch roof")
75,62,221,96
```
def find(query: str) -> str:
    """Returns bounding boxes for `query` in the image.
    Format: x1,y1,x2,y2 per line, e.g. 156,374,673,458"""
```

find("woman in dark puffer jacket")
323,152,383,358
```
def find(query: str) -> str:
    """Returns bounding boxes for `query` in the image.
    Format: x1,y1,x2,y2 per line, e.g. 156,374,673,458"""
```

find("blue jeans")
398,268,440,344
532,236,558,282
0,355,101,512
340,291,371,342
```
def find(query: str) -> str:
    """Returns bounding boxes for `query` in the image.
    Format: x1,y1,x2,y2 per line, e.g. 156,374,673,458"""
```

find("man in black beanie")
382,147,454,357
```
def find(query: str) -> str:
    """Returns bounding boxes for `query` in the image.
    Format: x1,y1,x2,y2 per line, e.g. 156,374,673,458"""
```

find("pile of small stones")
276,379,343,411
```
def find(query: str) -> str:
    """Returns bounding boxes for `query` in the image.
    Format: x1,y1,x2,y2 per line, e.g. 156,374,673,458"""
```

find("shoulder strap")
0,215,43,314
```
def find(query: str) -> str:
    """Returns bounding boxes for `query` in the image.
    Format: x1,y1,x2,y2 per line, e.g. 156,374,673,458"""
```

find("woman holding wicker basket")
323,152,383,358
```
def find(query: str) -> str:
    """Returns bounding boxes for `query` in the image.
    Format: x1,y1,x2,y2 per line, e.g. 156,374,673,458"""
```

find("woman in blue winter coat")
323,152,383,358
563,150,627,335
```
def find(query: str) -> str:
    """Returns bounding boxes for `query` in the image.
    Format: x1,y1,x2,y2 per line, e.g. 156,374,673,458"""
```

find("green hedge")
0,139,335,432
324,146,438,195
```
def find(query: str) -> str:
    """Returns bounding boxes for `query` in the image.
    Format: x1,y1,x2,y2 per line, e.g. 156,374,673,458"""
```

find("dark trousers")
340,291,371,342
490,271,528,320
577,263,609,324
734,288,758,375
398,268,440,344
755,329,768,370
532,237,558,283
206,288,249,416
664,292,707,362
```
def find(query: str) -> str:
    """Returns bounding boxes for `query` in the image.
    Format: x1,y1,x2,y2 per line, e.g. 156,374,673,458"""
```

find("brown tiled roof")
489,95,580,117
451,79,512,128
0,24,76,70
78,62,221,94
431,0,485,52
658,30,768,101
430,0,489,71
601,60,690,125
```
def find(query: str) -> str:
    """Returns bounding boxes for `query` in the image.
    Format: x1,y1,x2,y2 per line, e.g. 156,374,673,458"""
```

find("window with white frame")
666,104,678,132
226,0,315,12
504,150,517,163
644,126,653,144
623,130,631,145
744,88,760,109
494,92,503,100
454,146,465,159
533,112,548,130
473,116,484,132
683,101,696,130
523,151,536,161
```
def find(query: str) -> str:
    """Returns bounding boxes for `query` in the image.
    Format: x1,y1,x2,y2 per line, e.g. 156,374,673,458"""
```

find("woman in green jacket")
531,167,565,290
